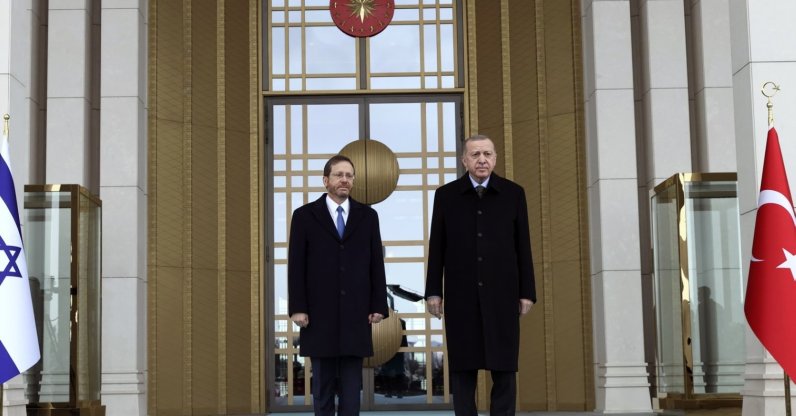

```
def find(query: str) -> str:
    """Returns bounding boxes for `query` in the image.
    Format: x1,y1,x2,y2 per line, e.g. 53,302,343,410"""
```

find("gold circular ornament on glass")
339,139,399,205
363,308,402,368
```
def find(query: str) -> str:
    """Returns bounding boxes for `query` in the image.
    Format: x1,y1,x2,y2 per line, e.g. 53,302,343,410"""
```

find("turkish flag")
745,127,796,380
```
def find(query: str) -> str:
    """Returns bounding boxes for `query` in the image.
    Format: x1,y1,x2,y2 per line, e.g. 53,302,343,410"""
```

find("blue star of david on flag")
0,235,23,286
0,130,40,383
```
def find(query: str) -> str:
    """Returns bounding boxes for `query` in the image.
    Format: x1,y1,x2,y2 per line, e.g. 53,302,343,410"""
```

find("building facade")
1,0,795,415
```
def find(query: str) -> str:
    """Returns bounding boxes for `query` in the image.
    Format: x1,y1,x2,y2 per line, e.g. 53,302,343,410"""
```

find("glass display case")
22,185,104,415
651,173,744,409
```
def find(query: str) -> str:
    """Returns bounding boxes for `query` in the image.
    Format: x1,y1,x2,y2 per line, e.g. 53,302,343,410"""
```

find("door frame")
264,93,463,412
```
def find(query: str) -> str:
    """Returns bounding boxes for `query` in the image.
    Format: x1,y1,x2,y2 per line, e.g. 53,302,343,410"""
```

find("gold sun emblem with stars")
347,0,375,23
330,0,394,37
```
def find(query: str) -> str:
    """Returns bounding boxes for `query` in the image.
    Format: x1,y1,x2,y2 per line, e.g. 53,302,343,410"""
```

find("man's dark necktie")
336,206,345,238
475,185,486,199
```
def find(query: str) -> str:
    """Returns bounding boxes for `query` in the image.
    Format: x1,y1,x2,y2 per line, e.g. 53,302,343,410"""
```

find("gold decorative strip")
249,0,262,411
477,370,487,411
450,1,458,92
418,3,426,89
147,2,158,415
271,72,458,78
500,0,513,179
263,88,465,98
420,102,431,404
534,0,557,409
571,0,595,408
182,0,194,409
217,0,228,413
300,0,306,90
272,20,455,29
465,0,477,135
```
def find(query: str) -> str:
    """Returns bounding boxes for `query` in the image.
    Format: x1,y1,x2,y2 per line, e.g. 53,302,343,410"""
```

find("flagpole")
786,374,792,416
1,114,6,415
1,113,6,416
761,82,793,416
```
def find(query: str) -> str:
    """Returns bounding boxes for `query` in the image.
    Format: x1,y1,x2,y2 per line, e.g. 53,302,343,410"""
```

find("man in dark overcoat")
425,134,536,416
288,154,389,416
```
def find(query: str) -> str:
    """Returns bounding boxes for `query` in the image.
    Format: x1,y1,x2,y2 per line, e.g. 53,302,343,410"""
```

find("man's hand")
519,299,534,315
369,313,384,324
291,313,309,328
427,296,443,319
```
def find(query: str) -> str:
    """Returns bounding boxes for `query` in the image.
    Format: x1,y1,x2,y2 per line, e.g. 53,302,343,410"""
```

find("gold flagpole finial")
2,114,9,137
761,82,780,127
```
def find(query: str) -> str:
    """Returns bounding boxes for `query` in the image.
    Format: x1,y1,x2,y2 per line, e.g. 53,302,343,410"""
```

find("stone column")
635,0,693,401
688,0,742,393
38,0,94,404
99,1,148,415
45,0,92,186
731,1,796,415
638,0,692,190
582,0,653,412
690,0,736,173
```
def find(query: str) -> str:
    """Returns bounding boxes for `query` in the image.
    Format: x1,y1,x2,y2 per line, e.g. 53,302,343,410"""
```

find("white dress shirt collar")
468,174,490,189
325,195,350,224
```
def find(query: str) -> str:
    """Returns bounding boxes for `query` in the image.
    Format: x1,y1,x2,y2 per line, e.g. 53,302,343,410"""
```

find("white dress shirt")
325,195,350,226
468,174,490,189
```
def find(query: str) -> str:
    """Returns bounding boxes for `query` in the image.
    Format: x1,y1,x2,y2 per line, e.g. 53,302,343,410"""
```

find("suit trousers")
310,356,363,416
451,369,516,416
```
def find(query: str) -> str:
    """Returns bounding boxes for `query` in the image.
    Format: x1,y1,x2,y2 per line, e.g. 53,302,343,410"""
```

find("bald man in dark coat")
425,135,536,416
289,155,389,416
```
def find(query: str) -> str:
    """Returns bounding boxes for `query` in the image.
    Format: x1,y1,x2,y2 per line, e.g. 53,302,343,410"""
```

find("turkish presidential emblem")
330,0,395,38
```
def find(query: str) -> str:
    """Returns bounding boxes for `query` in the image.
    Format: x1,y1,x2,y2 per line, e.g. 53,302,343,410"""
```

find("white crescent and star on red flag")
751,189,796,281
745,126,796,381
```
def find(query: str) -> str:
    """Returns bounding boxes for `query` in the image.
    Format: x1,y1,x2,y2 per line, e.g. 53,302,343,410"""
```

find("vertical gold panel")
548,113,585,409
150,0,187,412
154,266,185,413
191,0,219,412
543,3,576,116
546,0,593,409
191,268,220,412
147,1,159,414
470,0,593,411
149,0,261,414
474,0,504,174
571,0,595,407
224,0,257,412
216,0,228,413
181,0,194,409
472,1,504,409
533,0,558,409
500,0,513,179
507,0,548,409
550,260,587,409
248,1,262,409
465,0,477,134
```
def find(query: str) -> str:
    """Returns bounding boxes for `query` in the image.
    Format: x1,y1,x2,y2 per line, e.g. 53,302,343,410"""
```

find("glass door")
266,95,461,411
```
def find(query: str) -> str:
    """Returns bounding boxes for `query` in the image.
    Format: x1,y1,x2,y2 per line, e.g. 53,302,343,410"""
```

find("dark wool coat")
288,195,389,358
425,174,536,371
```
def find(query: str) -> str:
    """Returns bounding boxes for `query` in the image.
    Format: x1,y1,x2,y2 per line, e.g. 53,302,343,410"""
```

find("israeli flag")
0,133,40,383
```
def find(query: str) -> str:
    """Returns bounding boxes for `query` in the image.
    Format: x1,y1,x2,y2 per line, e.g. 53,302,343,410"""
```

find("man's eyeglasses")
329,172,355,180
